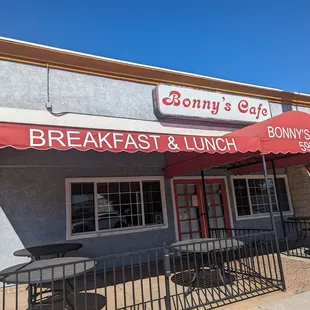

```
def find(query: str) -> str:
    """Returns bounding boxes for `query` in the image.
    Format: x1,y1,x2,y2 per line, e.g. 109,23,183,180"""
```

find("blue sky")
1,1,310,93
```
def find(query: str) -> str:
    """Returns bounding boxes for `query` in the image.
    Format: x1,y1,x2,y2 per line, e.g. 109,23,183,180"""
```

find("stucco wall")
0,59,294,120
0,149,176,271
287,166,310,216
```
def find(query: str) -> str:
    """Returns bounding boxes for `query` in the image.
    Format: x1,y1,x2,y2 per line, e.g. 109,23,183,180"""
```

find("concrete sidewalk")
253,291,310,309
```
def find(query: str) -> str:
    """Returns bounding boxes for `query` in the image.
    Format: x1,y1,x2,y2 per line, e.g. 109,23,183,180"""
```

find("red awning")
165,111,310,178
0,122,253,154
1,109,310,176
224,110,310,154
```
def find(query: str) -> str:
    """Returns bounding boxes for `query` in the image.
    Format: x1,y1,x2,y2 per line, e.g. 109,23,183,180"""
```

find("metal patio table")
171,238,244,296
14,242,83,260
0,257,95,310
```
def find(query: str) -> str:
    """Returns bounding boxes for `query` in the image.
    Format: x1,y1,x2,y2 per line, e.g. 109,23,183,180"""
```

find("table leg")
184,254,202,296
66,279,74,291
65,279,75,309
212,251,234,297
27,284,33,310
65,296,75,310
33,284,38,304
217,266,231,296
185,272,198,296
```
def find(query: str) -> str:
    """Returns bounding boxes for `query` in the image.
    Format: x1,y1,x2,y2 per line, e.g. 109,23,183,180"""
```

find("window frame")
65,176,168,240
230,174,293,221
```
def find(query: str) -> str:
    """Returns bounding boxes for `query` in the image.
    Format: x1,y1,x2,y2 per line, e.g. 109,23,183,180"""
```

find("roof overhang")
1,36,310,106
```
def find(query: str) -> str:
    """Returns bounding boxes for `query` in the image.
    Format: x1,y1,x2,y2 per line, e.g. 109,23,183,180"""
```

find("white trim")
170,179,179,241
67,225,168,240
232,174,288,179
230,174,294,221
0,36,287,92
65,179,72,240
66,176,164,183
160,180,168,228
232,213,294,221
284,174,294,215
0,106,229,137
171,176,234,240
94,183,99,232
222,176,235,231
140,181,146,227
245,178,253,215
173,175,229,180
65,176,168,240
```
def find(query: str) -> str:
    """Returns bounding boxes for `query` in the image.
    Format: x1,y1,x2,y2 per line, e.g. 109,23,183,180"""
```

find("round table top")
0,257,95,284
171,238,244,253
13,243,83,258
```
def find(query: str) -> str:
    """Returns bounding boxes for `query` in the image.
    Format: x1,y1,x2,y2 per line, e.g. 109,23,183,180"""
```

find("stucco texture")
0,149,176,270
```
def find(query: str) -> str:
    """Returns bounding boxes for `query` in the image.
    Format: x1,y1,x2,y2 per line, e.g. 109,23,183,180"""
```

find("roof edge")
0,36,281,91
1,36,310,106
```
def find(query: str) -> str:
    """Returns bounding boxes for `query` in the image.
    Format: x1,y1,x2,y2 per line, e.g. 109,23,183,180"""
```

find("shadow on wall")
0,148,177,268
0,206,30,271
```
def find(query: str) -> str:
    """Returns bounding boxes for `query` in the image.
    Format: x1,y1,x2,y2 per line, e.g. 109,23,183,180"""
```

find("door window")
174,179,230,240
175,181,206,240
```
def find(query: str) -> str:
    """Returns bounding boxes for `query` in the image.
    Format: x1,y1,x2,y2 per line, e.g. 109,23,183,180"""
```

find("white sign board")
154,84,271,123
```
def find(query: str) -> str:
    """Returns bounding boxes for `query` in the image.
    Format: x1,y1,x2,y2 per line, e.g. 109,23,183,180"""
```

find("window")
66,177,167,238
232,175,292,218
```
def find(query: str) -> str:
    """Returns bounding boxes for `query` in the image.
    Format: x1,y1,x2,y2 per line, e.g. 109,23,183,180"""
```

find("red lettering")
192,99,201,108
162,90,181,106
238,100,249,113
256,104,262,120
183,98,191,107
161,90,269,121
224,102,231,111
202,100,211,109
211,101,220,115
249,106,256,115
238,100,269,120
262,108,268,116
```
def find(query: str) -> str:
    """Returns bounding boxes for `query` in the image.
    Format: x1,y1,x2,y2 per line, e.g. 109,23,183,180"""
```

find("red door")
204,179,231,235
174,178,231,241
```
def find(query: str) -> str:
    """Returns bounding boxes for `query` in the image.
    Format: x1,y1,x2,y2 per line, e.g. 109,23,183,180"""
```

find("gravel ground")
221,255,310,310
280,255,310,293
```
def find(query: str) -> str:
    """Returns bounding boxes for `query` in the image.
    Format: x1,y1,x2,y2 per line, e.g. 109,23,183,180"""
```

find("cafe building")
1,36,310,273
